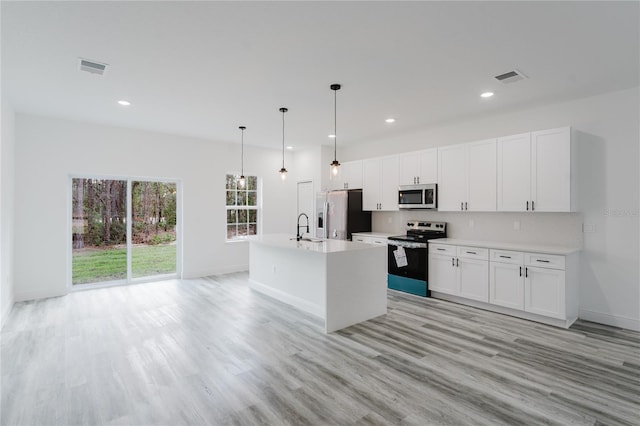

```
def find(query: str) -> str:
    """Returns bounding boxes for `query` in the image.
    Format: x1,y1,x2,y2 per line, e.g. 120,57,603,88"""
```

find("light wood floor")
2,272,639,425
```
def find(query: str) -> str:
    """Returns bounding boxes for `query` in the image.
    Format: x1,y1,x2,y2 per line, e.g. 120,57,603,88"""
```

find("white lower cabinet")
428,253,458,295
490,262,525,310
428,245,489,302
430,241,578,328
458,258,489,302
525,266,565,319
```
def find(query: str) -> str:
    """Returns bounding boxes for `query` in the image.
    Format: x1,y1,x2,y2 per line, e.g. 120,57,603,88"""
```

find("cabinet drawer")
525,253,565,270
457,246,489,260
490,249,524,265
371,239,387,246
430,244,456,256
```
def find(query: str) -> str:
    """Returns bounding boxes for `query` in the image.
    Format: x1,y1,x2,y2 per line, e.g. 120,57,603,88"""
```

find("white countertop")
428,238,581,255
249,234,383,254
351,232,398,239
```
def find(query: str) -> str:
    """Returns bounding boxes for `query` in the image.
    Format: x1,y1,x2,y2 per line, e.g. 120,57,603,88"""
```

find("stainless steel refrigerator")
315,190,372,240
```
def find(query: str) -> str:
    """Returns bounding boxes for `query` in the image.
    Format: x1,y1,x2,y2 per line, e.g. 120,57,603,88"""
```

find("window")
226,174,259,240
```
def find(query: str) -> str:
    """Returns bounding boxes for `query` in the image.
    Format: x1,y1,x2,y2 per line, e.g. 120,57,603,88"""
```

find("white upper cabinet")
328,160,363,190
342,160,363,190
497,127,571,212
399,149,438,185
438,144,467,211
497,132,531,212
438,139,497,211
362,156,399,211
531,127,571,212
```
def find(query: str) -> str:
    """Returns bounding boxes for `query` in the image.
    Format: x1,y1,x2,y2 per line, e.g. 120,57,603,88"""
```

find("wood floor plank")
2,272,639,425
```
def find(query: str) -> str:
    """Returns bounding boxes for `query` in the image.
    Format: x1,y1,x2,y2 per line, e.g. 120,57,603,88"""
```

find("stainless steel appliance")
398,184,437,209
387,221,447,296
316,190,372,240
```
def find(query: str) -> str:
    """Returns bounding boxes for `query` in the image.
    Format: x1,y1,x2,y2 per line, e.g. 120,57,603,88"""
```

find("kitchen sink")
290,237,324,243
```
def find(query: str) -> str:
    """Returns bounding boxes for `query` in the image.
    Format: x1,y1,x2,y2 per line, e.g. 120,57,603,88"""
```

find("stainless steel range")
387,221,447,296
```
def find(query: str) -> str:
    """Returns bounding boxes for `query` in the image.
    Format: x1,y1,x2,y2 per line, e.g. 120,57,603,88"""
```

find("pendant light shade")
330,84,341,178
238,126,246,188
279,107,288,181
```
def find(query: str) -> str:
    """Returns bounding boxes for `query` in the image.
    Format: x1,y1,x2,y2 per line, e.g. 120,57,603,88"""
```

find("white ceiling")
2,1,638,150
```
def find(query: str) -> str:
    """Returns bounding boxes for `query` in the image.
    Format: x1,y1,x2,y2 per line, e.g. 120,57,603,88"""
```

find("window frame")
225,173,262,242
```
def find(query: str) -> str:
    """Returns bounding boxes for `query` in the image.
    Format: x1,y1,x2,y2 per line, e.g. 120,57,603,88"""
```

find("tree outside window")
226,174,259,240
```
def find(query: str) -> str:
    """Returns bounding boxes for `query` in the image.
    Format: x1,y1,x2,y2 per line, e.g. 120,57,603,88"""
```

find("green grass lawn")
73,244,176,284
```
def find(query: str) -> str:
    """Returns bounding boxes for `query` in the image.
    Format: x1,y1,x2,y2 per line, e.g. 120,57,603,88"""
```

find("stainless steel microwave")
398,184,437,209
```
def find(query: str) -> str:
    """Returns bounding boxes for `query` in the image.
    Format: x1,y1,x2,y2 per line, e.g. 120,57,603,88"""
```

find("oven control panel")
406,221,446,232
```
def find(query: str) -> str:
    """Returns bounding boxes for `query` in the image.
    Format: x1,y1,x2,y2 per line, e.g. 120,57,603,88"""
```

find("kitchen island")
249,234,387,333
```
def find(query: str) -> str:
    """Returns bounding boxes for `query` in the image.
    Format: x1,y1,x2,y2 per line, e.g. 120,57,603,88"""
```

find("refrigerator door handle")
323,201,329,239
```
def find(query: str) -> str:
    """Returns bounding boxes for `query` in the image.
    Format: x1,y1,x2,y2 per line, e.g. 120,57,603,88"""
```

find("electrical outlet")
388,217,393,224
583,224,596,233
468,219,475,228
513,221,521,231
272,264,277,273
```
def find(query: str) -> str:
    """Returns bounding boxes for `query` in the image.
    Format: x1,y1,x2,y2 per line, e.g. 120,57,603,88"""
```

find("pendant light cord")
333,88,337,161
282,109,285,168
241,128,244,176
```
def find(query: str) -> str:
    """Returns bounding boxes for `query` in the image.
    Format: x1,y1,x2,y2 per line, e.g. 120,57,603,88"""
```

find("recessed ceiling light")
117,100,131,106
286,146,293,150
385,118,396,123
480,92,494,98
328,134,336,138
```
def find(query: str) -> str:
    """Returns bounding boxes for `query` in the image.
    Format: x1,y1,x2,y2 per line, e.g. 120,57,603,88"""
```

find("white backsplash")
373,211,583,248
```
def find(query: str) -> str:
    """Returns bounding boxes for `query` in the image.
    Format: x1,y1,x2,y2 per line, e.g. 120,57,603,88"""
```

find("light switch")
583,224,596,233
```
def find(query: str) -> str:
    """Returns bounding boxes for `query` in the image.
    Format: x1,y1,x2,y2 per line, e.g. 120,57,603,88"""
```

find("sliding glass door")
131,181,177,278
71,177,179,286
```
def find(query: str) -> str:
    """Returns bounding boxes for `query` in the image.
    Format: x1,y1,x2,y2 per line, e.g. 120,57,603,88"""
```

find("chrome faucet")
296,213,309,241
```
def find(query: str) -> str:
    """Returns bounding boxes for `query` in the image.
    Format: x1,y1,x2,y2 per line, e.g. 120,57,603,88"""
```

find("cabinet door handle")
461,202,464,211
536,259,550,263
456,258,459,267
525,267,528,278
417,177,420,184
526,201,529,211
465,202,468,210
452,258,455,266
499,255,511,259
532,200,535,211
519,266,522,277
437,248,446,251
466,251,476,254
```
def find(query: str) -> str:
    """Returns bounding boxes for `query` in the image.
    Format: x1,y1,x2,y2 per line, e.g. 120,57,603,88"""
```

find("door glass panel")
131,181,177,278
72,178,127,285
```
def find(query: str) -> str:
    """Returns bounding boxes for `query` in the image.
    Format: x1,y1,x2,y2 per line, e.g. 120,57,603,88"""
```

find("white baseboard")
14,288,67,303
1,295,14,328
183,264,249,279
248,278,324,319
579,309,640,332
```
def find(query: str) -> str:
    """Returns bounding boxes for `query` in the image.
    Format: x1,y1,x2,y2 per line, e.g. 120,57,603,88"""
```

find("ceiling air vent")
494,69,527,84
79,59,107,75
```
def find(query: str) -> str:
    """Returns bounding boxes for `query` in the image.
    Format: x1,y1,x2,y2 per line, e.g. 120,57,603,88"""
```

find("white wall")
343,87,640,331
1,99,16,325
13,114,296,301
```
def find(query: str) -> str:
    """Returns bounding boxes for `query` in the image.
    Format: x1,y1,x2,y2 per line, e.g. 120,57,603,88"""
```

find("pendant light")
279,107,288,181
238,126,246,188
329,83,341,178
